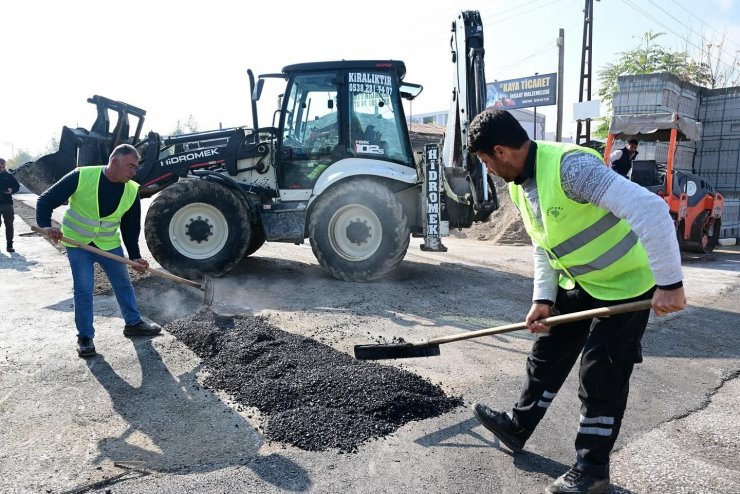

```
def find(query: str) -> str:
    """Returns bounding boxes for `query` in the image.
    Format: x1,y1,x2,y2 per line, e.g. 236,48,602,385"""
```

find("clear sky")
1,0,738,158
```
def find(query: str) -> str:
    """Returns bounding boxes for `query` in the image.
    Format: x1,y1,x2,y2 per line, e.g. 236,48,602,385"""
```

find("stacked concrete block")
613,73,740,239
614,73,700,118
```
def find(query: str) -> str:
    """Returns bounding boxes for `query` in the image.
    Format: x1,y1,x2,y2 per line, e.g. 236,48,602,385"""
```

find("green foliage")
595,31,712,139
6,150,36,169
598,31,711,105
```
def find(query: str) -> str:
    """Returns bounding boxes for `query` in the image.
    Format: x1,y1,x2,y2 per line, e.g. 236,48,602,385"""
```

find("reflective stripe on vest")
566,230,638,277
63,209,121,238
509,142,654,300
61,166,139,250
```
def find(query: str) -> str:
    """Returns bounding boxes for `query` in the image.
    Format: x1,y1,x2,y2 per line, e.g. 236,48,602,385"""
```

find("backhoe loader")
14,11,498,281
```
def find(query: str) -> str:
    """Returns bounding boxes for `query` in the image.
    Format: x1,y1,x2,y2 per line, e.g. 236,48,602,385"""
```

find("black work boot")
77,337,96,358
123,320,162,337
546,466,609,494
473,402,526,453
6,243,14,253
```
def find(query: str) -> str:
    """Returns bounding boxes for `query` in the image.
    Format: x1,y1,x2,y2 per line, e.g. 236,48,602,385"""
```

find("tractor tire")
682,211,721,254
145,179,251,279
308,178,410,282
245,226,266,257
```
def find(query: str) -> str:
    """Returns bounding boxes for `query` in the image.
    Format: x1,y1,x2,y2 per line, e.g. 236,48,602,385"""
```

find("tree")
695,35,740,89
42,136,60,157
594,31,711,137
171,114,200,135
6,150,35,169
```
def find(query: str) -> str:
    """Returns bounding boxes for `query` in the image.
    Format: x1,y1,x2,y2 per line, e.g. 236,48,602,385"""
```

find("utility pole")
556,28,565,142
576,0,596,145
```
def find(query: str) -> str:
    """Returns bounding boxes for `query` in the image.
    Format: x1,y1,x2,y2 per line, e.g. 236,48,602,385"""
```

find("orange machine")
605,112,724,253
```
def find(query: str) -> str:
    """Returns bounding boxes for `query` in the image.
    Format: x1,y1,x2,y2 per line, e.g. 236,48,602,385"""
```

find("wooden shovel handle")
426,300,653,346
31,226,203,290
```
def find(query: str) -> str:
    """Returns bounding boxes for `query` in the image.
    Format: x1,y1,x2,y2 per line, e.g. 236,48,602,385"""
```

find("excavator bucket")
12,95,146,195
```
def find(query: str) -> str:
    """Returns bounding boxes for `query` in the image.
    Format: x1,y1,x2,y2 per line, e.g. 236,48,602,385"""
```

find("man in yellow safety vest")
466,109,686,494
37,144,161,357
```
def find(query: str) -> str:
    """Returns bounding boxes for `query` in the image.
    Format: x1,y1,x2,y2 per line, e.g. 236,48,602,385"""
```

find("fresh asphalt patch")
166,308,463,453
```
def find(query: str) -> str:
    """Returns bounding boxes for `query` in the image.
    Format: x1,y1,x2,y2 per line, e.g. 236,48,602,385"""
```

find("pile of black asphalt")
166,308,462,453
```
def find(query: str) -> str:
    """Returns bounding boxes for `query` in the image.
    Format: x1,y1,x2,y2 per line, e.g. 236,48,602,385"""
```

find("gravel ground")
167,308,461,453
2,192,739,494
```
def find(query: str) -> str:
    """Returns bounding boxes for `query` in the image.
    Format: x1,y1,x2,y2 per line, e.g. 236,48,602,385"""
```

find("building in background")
409,107,547,140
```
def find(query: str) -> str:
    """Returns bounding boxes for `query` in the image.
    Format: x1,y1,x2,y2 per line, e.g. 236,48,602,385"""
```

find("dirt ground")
1,192,739,494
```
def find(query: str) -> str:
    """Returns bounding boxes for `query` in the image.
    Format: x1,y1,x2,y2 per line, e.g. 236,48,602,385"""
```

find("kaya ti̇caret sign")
486,73,557,110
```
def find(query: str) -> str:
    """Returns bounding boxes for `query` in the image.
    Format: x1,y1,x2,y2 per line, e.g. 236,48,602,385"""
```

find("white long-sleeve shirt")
524,150,683,303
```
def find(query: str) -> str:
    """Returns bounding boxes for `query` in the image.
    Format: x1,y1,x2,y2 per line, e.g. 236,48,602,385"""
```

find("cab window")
348,71,412,166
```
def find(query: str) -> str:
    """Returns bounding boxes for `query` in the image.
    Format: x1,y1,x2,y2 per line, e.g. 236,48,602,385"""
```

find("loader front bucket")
11,94,147,195
12,125,114,195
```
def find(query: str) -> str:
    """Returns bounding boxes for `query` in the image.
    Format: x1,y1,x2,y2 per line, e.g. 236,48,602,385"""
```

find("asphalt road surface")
1,192,738,493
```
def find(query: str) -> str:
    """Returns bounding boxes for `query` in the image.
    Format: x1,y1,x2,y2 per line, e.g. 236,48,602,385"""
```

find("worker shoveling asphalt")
32,226,214,306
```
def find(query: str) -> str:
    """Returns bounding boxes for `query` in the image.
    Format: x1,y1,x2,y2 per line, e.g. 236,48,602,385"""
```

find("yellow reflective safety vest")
509,142,655,300
61,166,139,250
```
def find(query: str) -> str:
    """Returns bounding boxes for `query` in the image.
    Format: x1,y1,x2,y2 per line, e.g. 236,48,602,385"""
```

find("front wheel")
145,179,251,279
682,211,721,254
308,179,410,282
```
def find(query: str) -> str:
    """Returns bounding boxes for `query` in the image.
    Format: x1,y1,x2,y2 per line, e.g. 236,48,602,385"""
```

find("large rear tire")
308,179,410,282
145,179,251,279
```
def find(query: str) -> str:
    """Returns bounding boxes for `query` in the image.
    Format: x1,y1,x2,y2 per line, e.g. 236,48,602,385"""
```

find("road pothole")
166,308,462,453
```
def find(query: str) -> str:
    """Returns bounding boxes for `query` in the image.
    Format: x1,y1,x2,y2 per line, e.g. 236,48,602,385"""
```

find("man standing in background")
0,158,21,253
609,139,639,178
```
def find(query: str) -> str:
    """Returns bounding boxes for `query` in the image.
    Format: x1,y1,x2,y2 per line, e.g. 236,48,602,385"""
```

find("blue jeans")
67,245,142,338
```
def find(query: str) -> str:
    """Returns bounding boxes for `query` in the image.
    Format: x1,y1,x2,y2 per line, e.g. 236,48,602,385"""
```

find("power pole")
576,0,596,145
556,28,565,142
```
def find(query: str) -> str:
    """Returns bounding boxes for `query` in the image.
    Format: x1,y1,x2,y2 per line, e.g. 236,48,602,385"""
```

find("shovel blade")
202,276,214,306
353,343,441,360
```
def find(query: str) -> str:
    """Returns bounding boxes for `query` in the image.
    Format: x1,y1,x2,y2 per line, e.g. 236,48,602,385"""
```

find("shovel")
32,226,214,306
354,300,653,360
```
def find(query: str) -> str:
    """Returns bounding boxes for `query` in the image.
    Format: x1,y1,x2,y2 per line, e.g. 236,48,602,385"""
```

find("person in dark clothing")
608,138,639,178
466,110,685,494
0,158,21,253
36,144,161,357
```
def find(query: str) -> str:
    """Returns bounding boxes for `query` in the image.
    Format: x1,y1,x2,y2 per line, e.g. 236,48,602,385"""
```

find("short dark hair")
628,139,639,146
0,158,6,166
467,109,529,154
110,143,140,161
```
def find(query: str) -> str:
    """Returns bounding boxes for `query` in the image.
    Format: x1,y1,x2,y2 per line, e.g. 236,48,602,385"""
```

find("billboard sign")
486,73,557,110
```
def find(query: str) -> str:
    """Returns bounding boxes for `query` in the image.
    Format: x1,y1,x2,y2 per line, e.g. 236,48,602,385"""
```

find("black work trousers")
511,285,654,478
0,204,14,247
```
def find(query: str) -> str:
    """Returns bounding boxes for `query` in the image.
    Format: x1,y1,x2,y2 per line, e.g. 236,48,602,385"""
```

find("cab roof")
282,60,407,81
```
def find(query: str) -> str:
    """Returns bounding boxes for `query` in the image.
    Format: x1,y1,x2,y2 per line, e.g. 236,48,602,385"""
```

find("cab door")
277,72,340,192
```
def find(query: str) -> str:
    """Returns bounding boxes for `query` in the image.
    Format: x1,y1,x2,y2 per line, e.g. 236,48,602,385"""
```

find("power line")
620,0,738,73
644,0,739,64
494,41,558,73
669,0,740,50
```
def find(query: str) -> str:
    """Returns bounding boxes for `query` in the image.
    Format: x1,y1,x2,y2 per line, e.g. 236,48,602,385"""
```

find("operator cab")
272,61,420,190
